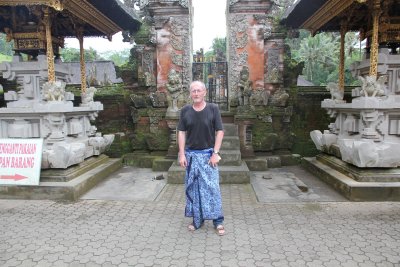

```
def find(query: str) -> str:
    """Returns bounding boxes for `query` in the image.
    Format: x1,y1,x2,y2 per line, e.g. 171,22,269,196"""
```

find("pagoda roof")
0,0,141,39
282,0,400,35
87,0,141,32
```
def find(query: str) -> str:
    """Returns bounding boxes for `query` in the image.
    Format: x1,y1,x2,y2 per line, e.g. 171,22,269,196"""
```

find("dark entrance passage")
192,60,229,111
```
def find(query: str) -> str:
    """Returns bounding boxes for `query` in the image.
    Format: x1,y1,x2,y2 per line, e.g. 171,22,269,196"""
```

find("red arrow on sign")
0,174,28,181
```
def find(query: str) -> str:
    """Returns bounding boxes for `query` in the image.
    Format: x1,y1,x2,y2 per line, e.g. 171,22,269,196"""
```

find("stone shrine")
284,0,400,200
0,55,114,169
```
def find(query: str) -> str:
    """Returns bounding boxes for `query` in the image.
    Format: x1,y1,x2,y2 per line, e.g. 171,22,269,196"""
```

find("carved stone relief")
147,109,164,134
150,91,168,107
253,14,272,40
266,48,281,83
228,14,250,104
170,16,191,88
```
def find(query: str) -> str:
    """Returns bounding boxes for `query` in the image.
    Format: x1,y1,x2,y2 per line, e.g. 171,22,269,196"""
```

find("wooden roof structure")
282,0,400,43
282,0,400,87
0,0,142,91
0,0,141,40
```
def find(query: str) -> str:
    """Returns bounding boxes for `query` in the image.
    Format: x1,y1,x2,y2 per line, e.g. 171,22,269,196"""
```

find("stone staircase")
167,123,251,183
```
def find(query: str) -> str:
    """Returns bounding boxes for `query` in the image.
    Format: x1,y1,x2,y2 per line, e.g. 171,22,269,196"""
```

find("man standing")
177,81,225,236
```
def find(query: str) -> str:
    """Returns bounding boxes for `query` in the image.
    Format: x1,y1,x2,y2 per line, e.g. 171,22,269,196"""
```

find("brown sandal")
215,225,225,236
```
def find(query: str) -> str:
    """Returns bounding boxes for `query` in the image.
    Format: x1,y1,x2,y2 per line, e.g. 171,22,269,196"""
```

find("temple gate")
128,0,293,163
192,54,229,111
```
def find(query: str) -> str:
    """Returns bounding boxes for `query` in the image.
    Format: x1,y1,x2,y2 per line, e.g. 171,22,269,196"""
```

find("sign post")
0,139,43,186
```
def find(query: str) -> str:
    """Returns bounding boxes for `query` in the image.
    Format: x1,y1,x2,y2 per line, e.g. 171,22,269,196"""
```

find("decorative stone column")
136,0,192,95
165,114,180,159
234,115,256,158
227,0,272,105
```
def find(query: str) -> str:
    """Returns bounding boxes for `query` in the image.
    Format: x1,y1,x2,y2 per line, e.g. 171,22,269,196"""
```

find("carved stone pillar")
227,0,272,106
138,0,192,94
234,114,256,158
165,115,179,159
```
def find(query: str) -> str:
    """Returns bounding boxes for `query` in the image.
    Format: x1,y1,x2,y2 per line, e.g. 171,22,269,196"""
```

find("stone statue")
250,87,270,106
42,81,65,101
326,82,344,102
166,69,182,114
359,75,387,97
81,87,97,105
237,66,252,106
271,87,289,107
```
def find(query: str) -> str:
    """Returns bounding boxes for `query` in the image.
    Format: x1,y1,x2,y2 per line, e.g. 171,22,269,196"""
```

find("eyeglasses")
190,89,205,94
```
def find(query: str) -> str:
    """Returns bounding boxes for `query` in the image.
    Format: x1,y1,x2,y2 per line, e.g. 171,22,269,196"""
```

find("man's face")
190,84,206,104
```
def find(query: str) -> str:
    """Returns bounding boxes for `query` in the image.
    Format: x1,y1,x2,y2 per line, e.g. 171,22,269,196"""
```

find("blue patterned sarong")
184,148,224,229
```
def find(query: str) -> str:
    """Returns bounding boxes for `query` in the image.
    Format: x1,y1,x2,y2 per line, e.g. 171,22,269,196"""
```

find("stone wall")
290,86,353,157
0,85,353,158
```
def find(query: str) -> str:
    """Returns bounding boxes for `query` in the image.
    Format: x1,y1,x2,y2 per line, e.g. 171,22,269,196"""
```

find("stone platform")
302,154,400,201
167,161,251,184
167,123,251,184
0,155,122,201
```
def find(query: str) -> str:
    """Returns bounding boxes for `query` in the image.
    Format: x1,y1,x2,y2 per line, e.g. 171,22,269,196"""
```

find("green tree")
287,30,362,86
211,37,226,61
60,47,103,62
202,37,226,61
100,49,130,66
294,33,339,82
0,33,14,61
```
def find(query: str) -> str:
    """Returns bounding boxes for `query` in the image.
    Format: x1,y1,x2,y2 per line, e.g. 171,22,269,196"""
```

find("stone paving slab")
81,167,167,201
1,184,400,267
252,166,348,203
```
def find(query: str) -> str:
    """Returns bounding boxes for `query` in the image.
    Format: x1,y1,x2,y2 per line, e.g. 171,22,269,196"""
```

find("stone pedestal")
165,114,179,159
0,55,114,169
311,95,400,168
234,114,256,158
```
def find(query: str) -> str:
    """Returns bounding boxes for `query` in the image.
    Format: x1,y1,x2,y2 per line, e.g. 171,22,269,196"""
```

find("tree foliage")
60,47,104,62
0,33,14,60
286,30,362,86
100,49,130,66
60,47,130,66
201,37,227,62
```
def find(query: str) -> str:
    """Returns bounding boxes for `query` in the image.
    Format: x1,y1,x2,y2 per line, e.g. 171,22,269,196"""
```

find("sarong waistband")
185,148,213,154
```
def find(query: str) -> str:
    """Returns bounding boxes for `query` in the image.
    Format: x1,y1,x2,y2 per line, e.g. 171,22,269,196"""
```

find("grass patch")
0,54,12,62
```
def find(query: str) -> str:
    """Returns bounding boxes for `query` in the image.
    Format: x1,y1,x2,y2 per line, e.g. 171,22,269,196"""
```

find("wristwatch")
213,150,221,156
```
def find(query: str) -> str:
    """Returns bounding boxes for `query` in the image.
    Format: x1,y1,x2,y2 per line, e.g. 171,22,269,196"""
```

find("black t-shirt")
177,103,223,150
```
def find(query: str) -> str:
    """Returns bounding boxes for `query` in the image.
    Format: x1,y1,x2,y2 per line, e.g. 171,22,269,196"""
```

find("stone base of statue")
0,55,115,170
234,114,256,158
0,55,118,200
302,154,400,201
0,155,122,200
165,113,180,159
312,95,400,168
308,74,400,200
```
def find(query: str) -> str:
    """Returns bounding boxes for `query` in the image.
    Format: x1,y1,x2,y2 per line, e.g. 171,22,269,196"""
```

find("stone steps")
167,161,250,184
221,136,240,150
302,156,400,201
0,156,122,201
167,123,250,184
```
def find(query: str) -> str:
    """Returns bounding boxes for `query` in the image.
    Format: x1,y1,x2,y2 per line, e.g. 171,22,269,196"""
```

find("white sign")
0,139,43,186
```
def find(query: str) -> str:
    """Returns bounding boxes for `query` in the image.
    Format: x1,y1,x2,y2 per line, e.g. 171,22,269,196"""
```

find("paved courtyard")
1,167,400,267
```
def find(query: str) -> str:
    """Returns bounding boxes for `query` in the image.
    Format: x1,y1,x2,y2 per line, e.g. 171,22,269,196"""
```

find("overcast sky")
64,0,226,53
192,0,226,52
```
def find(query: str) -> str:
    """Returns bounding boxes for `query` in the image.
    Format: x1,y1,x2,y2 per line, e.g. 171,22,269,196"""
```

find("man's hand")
208,153,221,168
179,153,187,168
